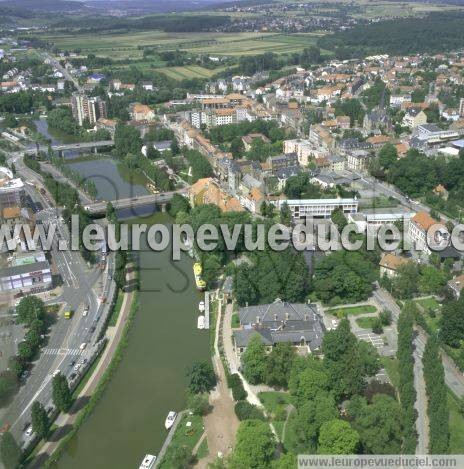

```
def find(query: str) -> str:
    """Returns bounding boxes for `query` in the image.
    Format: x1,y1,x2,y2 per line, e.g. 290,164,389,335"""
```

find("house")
233,299,325,358
408,211,449,255
379,253,411,278
141,140,172,156
433,184,449,200
241,133,270,151
363,108,392,133
448,274,464,298
267,154,298,174
2,206,21,230
129,103,155,121
346,150,372,171
188,178,244,213
402,107,427,129
95,118,117,137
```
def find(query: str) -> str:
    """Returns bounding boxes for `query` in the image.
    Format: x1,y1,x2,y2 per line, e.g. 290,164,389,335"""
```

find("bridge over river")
84,189,186,214
25,140,114,156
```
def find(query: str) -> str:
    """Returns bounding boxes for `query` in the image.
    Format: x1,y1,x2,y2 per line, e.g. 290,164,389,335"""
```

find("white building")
272,198,358,220
0,167,24,208
408,211,449,255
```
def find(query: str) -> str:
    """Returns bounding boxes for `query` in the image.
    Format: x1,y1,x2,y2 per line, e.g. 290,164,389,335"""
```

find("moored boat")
165,411,177,430
139,454,157,469
197,315,205,329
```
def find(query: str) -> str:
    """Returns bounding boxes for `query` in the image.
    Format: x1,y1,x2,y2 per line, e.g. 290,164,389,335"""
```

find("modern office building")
271,198,358,220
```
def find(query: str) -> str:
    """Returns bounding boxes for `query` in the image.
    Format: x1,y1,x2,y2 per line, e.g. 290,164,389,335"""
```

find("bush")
371,317,384,334
234,401,266,421
380,310,392,326
232,381,248,401
228,373,241,388
187,393,210,416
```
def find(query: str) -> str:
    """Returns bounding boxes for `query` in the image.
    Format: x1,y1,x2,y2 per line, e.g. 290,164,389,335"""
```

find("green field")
356,316,378,329
448,391,464,453
157,65,224,80
39,30,328,59
327,305,377,318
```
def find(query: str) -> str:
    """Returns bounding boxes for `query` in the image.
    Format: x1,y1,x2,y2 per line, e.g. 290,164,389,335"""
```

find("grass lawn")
448,391,464,453
415,297,440,311
356,316,377,329
158,65,224,80
380,357,400,390
231,313,240,328
414,297,441,334
107,290,124,327
258,391,291,414
327,305,377,318
159,414,204,468
196,437,209,459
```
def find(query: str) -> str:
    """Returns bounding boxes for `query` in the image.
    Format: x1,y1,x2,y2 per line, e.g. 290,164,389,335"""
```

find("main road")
3,153,116,448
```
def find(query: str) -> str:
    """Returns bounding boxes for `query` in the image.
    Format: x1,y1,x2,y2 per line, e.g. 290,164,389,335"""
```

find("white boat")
197,315,205,330
139,454,157,469
198,301,205,312
165,411,177,430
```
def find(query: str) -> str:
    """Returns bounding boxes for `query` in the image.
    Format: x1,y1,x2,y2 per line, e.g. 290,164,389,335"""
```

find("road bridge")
25,140,114,157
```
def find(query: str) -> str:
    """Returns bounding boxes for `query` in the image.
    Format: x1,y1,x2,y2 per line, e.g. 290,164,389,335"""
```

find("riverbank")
30,286,137,468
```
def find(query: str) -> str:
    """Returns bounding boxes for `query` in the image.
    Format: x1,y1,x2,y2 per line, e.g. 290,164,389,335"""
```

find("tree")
229,420,275,469
265,342,296,388
331,208,348,234
0,432,21,469
241,334,267,385
322,320,366,399
187,393,210,416
290,393,338,452
202,254,221,288
423,336,449,453
378,143,398,170
0,371,18,407
168,194,190,217
280,202,292,226
439,299,464,348
272,453,296,469
318,419,360,454
31,401,50,440
230,137,244,158
16,296,45,327
52,373,72,412
348,394,403,454
186,361,216,394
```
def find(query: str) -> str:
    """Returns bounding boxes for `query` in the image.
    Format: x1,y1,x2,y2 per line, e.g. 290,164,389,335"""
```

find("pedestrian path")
42,347,81,356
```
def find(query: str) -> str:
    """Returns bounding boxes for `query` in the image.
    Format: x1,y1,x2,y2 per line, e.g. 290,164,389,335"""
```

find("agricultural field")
38,30,328,59
157,65,225,81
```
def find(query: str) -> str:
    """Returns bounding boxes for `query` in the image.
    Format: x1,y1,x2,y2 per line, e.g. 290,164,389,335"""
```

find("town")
1,2,464,469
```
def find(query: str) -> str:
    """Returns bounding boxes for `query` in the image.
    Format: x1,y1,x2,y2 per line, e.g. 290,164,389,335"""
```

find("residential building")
188,178,244,213
408,211,449,255
379,253,411,278
129,103,155,121
233,299,325,358
402,107,427,129
71,94,107,126
448,274,464,298
346,150,372,171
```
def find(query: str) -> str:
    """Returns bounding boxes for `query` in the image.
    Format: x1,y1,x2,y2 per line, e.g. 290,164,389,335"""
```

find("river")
55,216,209,469
33,122,210,468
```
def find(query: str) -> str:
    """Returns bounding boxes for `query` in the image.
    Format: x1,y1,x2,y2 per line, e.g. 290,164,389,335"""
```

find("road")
42,52,82,93
3,152,116,448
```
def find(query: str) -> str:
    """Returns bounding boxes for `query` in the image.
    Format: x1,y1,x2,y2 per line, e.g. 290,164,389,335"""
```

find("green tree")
241,334,267,385
202,254,221,288
168,194,190,217
0,432,21,469
272,452,296,468
280,202,292,226
348,394,403,454
229,420,276,469
265,342,296,388
0,371,18,407
318,419,360,454
52,373,72,412
378,143,398,170
31,401,50,440
330,208,348,233
186,361,216,394
187,393,210,416
16,296,45,327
